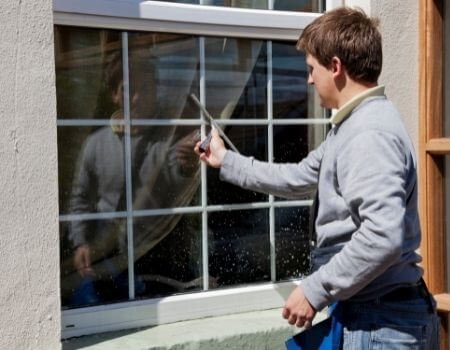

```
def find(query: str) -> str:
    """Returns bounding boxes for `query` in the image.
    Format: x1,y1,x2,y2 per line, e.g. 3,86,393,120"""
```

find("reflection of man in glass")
67,50,200,306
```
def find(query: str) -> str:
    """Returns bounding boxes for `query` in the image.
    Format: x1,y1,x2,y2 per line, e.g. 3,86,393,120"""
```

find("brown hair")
297,7,382,83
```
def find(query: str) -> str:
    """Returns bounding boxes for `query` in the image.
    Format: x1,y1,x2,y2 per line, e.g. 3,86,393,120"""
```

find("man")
195,7,439,348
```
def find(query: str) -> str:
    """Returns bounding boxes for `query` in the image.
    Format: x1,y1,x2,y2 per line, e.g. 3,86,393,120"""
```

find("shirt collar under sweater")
330,85,385,125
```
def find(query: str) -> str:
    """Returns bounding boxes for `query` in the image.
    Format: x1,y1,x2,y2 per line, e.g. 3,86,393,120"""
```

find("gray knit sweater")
220,95,422,311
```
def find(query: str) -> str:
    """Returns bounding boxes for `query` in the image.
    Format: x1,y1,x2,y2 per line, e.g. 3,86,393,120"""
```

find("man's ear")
330,56,344,78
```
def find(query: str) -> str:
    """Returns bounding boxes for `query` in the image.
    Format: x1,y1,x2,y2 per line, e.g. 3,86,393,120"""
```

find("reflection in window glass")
54,27,122,119
272,41,308,119
275,207,310,281
273,0,322,11
127,33,200,120
207,125,268,205
56,28,203,309
60,219,129,307
129,126,201,211
56,25,325,310
154,0,322,11
209,209,270,287
205,38,267,119
57,126,126,215
155,0,266,9
134,214,202,298
274,125,326,163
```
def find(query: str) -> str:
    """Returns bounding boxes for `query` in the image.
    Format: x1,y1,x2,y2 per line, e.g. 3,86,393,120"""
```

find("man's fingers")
303,320,312,329
282,307,290,319
287,314,297,325
296,319,312,329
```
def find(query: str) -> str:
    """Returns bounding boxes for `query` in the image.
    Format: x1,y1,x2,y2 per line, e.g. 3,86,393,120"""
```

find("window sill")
62,308,327,350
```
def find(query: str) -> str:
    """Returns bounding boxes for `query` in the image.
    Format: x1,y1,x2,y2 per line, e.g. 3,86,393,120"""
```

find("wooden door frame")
419,0,448,347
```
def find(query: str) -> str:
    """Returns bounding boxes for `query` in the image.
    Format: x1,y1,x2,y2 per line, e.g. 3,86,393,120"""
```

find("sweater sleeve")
68,137,97,247
301,130,408,310
219,139,326,199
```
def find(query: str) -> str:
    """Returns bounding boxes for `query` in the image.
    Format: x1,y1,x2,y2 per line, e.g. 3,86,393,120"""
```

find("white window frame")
54,0,329,339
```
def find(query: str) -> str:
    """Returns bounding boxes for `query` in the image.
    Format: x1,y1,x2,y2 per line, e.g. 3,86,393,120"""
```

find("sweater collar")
330,85,385,125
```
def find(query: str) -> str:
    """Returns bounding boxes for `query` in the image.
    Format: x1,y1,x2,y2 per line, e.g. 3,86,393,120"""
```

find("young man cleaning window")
195,7,440,349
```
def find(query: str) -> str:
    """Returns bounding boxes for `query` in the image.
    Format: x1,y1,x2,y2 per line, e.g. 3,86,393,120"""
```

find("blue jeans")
340,297,440,349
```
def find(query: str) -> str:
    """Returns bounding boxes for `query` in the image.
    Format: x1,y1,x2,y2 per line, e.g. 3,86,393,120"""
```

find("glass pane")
60,219,129,308
134,214,202,298
209,209,270,287
156,0,267,9
275,207,310,281
273,124,327,200
130,126,201,211
274,124,326,163
205,38,267,119
156,0,199,4
201,0,267,9
273,0,322,12
58,126,126,215
272,40,313,119
207,125,268,205
155,0,323,11
55,27,122,119
128,33,200,120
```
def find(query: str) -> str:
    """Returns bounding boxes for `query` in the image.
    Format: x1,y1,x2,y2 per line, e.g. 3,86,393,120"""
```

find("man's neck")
336,80,378,109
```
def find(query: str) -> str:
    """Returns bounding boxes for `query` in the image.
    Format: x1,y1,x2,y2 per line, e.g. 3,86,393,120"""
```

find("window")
54,0,327,338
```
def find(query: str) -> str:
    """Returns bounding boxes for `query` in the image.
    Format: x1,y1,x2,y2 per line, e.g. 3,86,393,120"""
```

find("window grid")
55,29,329,298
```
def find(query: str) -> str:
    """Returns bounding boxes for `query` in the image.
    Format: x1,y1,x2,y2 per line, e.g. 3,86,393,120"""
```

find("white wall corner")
341,0,371,13
326,0,344,10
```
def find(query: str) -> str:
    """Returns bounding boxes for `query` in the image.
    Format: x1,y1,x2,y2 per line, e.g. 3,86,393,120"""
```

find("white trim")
57,118,331,126
58,200,314,222
61,280,301,338
121,32,137,300
54,0,319,29
53,1,320,40
326,0,344,10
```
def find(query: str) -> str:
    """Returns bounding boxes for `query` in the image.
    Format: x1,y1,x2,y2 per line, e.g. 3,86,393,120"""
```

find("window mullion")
267,40,276,282
199,36,209,291
122,31,136,300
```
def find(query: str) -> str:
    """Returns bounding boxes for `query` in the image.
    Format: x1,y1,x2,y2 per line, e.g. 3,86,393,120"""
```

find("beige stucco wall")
346,0,420,150
0,0,61,349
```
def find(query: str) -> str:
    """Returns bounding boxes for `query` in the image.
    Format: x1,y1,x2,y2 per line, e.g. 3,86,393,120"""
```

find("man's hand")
73,244,94,277
175,130,201,175
282,286,316,329
194,128,227,168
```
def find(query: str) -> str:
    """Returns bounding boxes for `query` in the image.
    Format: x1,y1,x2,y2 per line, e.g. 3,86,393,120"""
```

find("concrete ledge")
62,308,327,350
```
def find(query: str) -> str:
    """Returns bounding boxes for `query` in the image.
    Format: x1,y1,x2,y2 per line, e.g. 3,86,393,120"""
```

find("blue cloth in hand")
285,303,343,350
